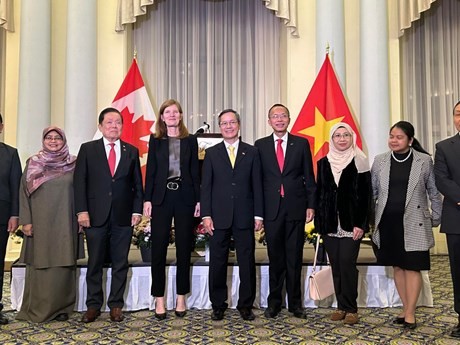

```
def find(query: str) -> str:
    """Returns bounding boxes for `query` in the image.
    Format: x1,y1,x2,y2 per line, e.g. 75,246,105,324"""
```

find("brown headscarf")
26,126,76,196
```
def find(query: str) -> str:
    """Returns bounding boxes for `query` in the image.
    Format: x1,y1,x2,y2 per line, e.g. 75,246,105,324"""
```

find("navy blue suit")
0,143,22,304
255,133,316,311
74,138,143,310
201,141,263,310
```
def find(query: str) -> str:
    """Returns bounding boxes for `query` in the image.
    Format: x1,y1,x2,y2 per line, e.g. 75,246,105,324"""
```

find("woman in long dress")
315,123,371,325
372,121,442,329
16,126,84,322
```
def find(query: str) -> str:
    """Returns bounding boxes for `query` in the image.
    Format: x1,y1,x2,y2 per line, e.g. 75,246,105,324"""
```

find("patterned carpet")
1,255,460,344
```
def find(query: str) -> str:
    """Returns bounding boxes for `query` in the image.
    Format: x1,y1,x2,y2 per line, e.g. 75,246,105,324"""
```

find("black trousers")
447,234,460,316
150,188,195,297
84,211,133,310
323,235,361,313
264,198,305,311
0,224,8,303
209,225,256,310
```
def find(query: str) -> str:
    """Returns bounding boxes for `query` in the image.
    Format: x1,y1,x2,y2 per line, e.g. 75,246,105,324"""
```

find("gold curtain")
0,0,14,32
398,0,438,36
115,0,298,37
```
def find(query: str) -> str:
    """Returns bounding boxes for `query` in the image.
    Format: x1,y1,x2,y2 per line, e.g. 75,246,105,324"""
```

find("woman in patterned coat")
371,121,442,329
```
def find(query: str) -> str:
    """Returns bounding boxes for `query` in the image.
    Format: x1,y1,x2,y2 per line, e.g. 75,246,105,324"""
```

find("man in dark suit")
255,104,316,319
434,100,460,338
201,109,263,321
74,107,143,323
0,113,22,325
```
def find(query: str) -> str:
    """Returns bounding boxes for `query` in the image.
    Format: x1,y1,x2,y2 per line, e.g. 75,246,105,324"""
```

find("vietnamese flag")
95,59,156,183
291,54,363,169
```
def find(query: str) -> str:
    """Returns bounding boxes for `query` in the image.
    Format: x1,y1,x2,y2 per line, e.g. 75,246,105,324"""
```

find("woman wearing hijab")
372,121,442,329
315,123,372,325
16,126,84,323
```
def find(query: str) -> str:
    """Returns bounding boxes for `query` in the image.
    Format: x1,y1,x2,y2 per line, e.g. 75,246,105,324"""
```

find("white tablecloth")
10,265,433,312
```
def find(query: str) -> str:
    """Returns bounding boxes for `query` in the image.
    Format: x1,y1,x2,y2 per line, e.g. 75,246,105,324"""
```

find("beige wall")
3,0,129,146
3,0,401,144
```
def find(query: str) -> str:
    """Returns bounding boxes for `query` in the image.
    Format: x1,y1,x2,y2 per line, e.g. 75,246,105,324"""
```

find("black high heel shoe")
154,311,167,320
392,317,405,324
404,320,417,329
175,310,187,317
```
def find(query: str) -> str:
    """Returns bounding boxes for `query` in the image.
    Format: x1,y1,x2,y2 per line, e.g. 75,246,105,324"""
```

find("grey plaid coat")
371,150,442,251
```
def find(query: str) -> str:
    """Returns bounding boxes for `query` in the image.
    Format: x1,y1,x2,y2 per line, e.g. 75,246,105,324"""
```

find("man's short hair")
0,113,3,124
98,107,123,125
218,109,241,124
268,104,290,118
453,100,460,114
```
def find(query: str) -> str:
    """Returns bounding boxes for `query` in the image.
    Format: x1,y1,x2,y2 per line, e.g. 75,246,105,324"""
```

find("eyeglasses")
44,136,63,141
332,133,352,140
219,121,238,127
269,114,289,120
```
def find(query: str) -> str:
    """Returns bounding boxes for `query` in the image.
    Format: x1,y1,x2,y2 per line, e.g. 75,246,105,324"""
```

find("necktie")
228,145,236,168
276,139,284,196
108,143,116,176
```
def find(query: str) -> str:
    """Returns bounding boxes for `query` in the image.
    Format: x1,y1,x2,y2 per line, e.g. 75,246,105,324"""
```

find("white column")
64,0,97,155
16,0,51,161
316,0,346,84
360,0,391,163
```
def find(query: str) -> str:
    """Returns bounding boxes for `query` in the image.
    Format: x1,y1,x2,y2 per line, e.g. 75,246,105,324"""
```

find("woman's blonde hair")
154,99,189,139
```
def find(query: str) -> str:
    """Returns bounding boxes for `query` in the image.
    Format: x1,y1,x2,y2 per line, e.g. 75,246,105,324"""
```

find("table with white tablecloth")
10,264,432,312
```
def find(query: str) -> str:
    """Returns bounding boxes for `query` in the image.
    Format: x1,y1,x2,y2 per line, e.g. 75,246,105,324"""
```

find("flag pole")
325,42,330,56
134,47,137,61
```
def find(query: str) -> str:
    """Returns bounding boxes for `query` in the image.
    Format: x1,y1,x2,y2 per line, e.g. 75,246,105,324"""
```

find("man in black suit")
434,100,460,338
201,109,263,321
255,104,316,319
0,113,22,325
74,108,143,323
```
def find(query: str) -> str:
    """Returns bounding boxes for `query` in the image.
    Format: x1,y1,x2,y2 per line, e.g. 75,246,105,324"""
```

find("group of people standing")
0,100,459,338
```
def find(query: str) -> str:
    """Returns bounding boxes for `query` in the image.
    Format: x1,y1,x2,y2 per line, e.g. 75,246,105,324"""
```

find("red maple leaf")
120,107,154,158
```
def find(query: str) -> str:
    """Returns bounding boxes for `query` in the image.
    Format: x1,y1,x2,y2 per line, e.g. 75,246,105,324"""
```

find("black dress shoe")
54,313,69,322
290,307,306,319
264,307,280,318
392,317,405,324
0,312,8,325
175,310,187,317
403,320,417,330
450,325,460,338
211,309,224,321
239,308,255,321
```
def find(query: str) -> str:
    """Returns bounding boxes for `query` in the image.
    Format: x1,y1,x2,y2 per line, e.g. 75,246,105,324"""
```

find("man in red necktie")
255,104,317,319
74,108,143,324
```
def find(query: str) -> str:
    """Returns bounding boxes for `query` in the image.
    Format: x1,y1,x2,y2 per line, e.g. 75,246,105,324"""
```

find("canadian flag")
94,59,155,182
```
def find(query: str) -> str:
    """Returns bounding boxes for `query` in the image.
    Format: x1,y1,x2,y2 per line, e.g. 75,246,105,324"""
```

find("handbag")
308,235,335,301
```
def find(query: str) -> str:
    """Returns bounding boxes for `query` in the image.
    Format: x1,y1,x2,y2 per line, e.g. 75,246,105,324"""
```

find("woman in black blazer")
315,122,371,325
143,99,200,319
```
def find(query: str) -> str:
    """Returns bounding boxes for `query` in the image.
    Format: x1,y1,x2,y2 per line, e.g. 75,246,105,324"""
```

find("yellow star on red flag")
298,107,344,156
291,54,363,171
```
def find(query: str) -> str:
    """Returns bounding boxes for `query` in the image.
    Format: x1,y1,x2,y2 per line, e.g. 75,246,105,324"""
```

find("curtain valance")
0,0,14,32
398,0,437,36
115,0,298,37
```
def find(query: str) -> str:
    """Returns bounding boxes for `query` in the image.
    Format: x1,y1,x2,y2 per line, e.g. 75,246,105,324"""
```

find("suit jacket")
434,134,460,234
254,133,316,221
0,143,22,225
371,150,442,251
315,158,371,235
74,138,143,227
200,141,263,229
144,134,200,206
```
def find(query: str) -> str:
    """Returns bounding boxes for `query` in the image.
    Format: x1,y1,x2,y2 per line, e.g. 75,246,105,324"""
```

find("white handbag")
308,235,335,301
